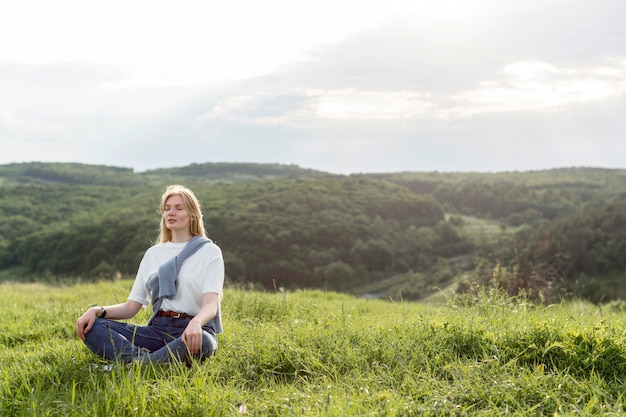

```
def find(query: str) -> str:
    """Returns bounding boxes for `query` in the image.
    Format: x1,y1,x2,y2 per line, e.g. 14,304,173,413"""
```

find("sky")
1,0,626,175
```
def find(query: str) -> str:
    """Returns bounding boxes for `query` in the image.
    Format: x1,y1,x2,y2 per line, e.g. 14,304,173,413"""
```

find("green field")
2,280,626,416
453,214,522,242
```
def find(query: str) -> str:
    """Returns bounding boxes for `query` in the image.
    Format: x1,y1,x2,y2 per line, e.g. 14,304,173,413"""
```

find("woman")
76,184,224,365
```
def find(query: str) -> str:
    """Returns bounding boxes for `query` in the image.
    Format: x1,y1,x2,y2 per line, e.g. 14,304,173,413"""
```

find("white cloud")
201,58,626,127
448,59,626,116
203,89,435,125
311,90,434,121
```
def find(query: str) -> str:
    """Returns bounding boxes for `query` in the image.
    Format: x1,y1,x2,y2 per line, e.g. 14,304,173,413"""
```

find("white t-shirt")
128,240,224,317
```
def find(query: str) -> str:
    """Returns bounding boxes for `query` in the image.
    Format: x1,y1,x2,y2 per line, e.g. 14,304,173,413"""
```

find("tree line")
0,162,624,303
0,176,465,293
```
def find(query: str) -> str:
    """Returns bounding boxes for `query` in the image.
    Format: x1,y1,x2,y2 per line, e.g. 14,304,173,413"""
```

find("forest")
0,162,624,304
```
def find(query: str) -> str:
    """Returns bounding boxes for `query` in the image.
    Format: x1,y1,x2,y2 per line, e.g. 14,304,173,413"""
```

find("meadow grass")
2,280,626,416
453,215,523,244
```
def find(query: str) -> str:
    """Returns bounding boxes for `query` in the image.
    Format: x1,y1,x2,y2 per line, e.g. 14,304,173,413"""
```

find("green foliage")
3,281,626,416
364,167,626,220
206,178,446,289
1,162,625,304
143,162,336,182
0,162,145,186
501,202,626,302
363,168,626,303
0,167,448,293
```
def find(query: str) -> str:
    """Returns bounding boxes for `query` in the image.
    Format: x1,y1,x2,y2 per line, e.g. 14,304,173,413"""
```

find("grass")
454,214,523,244
2,280,626,416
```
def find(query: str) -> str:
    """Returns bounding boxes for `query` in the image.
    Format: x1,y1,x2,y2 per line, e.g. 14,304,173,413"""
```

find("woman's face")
163,194,191,233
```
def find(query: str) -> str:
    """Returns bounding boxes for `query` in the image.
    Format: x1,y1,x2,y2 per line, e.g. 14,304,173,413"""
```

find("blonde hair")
157,184,206,243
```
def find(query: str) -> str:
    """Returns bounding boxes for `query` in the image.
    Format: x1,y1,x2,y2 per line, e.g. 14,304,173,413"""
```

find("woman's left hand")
182,292,220,355
181,319,204,354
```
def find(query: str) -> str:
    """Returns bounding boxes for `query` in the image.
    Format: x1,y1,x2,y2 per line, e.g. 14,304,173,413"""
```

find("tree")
351,239,394,272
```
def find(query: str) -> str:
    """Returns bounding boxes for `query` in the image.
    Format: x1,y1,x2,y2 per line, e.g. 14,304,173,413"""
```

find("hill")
0,162,624,303
143,162,337,182
0,161,334,187
359,167,626,220
0,162,145,186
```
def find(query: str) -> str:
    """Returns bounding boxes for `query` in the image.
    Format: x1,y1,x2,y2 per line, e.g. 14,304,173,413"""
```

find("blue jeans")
83,316,218,364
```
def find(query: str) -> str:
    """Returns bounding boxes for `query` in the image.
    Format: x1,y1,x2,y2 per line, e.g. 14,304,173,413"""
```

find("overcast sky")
1,0,625,174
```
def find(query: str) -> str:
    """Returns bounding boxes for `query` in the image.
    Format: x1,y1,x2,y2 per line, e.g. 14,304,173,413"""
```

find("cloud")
202,89,434,126
448,59,626,116
2,0,626,174
197,58,626,128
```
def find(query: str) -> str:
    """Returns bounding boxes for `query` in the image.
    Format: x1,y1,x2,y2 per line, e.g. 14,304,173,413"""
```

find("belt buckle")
172,312,182,319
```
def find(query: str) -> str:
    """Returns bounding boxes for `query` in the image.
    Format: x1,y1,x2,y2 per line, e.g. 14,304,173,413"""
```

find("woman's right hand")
75,307,100,341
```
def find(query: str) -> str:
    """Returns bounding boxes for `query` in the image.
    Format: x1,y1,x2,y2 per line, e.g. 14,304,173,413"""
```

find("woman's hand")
75,307,100,341
181,319,204,354
181,293,220,354
75,300,143,341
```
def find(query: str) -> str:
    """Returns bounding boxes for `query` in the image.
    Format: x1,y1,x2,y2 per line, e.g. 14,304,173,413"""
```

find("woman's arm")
75,300,144,341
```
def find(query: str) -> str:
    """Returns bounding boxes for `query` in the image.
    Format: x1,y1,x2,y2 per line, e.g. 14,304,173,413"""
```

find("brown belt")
157,311,194,319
